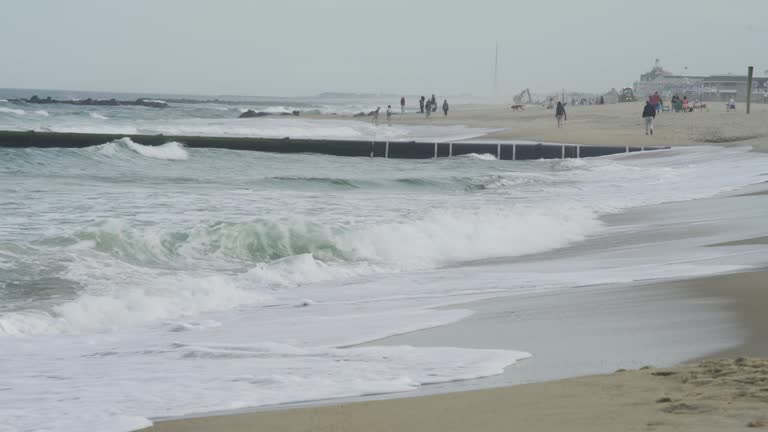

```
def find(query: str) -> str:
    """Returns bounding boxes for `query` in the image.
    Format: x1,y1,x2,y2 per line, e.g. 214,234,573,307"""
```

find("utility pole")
494,42,499,95
746,66,753,114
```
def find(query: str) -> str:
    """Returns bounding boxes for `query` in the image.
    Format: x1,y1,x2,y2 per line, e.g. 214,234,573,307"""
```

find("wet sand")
143,269,768,432
149,357,768,432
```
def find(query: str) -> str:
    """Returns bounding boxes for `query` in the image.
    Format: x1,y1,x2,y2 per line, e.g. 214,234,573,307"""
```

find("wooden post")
747,66,754,114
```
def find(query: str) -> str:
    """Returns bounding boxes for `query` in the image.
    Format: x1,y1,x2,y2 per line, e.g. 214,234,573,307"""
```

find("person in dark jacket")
642,100,656,135
555,101,567,128
430,94,437,112
442,99,449,116
419,96,425,113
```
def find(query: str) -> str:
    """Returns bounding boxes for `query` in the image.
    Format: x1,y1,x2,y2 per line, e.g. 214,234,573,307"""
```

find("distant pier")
0,131,668,160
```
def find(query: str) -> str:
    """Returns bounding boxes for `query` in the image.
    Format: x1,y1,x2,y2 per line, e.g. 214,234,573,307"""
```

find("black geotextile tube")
0,130,665,160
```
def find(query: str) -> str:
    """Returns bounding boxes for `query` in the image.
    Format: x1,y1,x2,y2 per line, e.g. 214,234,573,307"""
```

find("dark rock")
238,110,270,118
9,96,169,108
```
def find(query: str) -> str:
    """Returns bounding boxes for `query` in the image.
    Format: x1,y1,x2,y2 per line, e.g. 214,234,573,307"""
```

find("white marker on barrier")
385,141,389,159
449,142,453,157
512,144,516,160
497,143,501,159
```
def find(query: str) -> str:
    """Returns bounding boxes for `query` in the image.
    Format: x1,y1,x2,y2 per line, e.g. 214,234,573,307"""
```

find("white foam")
90,112,109,120
33,110,49,117
0,106,25,115
101,137,189,160
460,152,497,161
13,117,493,143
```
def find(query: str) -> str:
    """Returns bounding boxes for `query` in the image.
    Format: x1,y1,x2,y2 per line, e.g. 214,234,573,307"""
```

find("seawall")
0,130,668,160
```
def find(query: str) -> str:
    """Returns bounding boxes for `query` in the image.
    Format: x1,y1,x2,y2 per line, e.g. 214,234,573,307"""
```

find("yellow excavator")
619,87,636,102
513,88,532,105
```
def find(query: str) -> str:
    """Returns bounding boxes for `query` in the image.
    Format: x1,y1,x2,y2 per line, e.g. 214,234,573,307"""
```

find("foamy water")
0,141,767,431
0,97,494,142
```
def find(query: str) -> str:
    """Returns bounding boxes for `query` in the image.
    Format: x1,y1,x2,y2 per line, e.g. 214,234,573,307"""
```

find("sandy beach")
307,100,768,152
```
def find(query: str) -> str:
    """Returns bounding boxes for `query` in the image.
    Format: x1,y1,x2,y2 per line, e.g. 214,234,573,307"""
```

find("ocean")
1,94,767,431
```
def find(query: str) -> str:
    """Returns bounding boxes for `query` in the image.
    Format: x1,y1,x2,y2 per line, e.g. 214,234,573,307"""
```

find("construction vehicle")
619,87,636,102
513,88,532,105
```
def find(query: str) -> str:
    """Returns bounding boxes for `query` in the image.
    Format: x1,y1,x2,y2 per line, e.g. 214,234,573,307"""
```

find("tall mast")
494,42,499,94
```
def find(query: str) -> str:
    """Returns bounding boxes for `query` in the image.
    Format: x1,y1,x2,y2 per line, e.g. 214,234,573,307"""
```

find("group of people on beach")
642,90,721,135
371,95,450,126
417,95,449,118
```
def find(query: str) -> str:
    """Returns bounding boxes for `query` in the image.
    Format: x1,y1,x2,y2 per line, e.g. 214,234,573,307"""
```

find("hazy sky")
2,0,766,97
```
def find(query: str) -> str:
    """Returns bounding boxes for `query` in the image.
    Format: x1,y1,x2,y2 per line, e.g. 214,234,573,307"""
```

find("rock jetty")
10,95,169,108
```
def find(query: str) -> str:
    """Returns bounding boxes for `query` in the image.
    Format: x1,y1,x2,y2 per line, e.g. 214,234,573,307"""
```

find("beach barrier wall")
0,131,667,160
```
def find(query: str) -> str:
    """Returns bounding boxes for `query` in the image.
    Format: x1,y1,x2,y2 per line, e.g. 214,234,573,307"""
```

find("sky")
1,0,767,97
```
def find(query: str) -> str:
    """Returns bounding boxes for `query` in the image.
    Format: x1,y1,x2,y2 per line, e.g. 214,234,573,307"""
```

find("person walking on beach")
400,97,406,114
419,96,425,113
425,99,432,118
642,100,656,135
430,94,437,112
386,105,392,126
371,107,380,125
651,91,662,115
555,101,567,128
442,99,449,116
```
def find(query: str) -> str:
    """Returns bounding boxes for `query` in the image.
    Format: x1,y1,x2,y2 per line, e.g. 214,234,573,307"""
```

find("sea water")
1,98,768,431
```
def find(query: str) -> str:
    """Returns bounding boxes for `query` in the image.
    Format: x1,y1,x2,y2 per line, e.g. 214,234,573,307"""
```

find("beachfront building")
633,60,768,102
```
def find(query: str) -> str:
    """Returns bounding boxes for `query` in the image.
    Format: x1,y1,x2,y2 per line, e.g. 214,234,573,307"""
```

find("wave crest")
96,138,189,160
69,205,601,271
0,107,26,115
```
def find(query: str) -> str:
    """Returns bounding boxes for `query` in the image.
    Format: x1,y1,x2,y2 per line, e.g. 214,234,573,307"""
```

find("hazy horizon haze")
1,0,766,98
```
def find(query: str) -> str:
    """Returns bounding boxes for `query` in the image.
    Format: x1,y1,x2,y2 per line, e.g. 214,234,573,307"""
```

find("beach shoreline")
144,181,768,431
144,269,768,432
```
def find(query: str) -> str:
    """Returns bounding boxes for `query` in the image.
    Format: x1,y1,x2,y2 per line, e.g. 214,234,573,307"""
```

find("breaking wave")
67,204,601,270
0,203,600,336
0,107,26,115
459,153,497,161
95,137,189,160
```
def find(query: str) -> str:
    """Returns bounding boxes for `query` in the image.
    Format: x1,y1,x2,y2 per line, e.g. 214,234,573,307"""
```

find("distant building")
633,60,768,102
